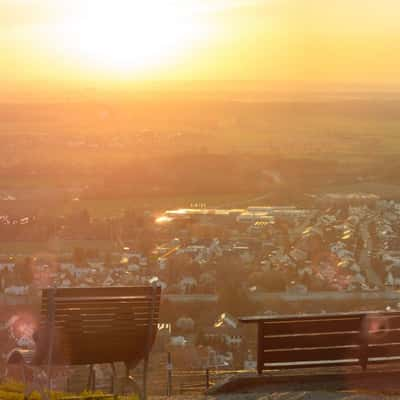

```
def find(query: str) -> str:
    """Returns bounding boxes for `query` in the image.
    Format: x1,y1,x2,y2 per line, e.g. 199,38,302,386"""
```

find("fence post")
167,352,172,396
46,288,56,391
360,315,369,371
92,369,96,392
110,374,114,394
87,365,91,391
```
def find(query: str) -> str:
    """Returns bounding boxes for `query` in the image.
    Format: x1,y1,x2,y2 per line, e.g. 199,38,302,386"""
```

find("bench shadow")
207,365,400,397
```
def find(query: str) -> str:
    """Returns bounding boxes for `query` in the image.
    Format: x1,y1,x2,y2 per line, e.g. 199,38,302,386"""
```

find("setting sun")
54,0,211,75
2,0,400,90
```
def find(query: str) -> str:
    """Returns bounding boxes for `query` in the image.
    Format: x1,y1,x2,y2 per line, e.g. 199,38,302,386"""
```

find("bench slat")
44,308,157,318
50,325,151,332
42,286,161,297
263,346,360,363
41,300,159,308
368,343,400,358
363,315,400,331
47,313,158,321
49,318,157,327
240,311,400,323
366,329,400,344
262,318,361,335
263,332,361,350
41,297,160,304
263,360,360,369
41,305,159,314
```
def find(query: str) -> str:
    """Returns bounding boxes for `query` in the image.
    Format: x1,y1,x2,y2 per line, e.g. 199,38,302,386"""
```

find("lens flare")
361,313,390,343
155,216,173,224
7,313,38,349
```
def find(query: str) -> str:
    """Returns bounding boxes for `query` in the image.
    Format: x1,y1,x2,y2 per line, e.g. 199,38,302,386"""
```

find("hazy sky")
1,0,400,96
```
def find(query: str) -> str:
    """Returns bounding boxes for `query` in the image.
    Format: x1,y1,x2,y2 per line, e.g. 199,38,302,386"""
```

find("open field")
2,97,400,161
62,193,255,217
2,96,400,218
0,240,116,255
0,192,258,219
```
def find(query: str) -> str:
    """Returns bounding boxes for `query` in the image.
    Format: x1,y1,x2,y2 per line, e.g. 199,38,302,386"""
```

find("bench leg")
121,362,142,400
17,357,37,400
87,364,95,391
20,360,30,400
110,363,117,394
22,364,49,400
143,356,149,400
32,367,50,400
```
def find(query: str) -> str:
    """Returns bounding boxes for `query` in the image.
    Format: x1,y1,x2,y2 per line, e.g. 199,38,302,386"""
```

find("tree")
79,209,91,225
15,257,34,285
104,252,112,269
248,270,286,292
73,247,87,267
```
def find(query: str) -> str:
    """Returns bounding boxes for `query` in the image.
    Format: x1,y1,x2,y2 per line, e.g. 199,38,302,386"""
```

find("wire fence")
58,367,252,395
133,368,253,395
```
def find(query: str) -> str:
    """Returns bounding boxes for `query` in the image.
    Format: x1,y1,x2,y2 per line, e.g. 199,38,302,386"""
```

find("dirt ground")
152,393,400,400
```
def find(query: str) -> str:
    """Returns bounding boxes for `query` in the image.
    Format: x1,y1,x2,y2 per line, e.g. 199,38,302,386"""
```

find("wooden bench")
7,285,161,400
60,395,116,400
179,382,207,394
240,311,400,375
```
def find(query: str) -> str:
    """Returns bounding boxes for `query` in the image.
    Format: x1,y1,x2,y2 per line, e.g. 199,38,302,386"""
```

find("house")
289,247,308,263
158,257,167,270
127,263,140,272
203,326,244,347
0,263,15,272
4,286,29,295
175,317,195,331
204,348,231,368
178,277,197,293
203,312,244,347
214,312,239,329
170,336,186,346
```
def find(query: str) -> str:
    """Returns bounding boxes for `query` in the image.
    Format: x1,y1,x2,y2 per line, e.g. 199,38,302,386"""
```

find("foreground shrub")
0,382,139,400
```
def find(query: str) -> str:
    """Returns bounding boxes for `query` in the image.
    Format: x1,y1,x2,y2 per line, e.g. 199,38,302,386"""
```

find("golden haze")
1,0,400,96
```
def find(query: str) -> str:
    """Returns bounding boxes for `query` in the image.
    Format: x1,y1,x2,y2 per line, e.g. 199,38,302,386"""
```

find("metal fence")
58,367,251,396
132,367,253,395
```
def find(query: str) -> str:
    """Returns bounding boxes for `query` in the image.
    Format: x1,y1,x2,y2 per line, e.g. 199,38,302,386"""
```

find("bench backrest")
34,286,161,366
240,311,400,372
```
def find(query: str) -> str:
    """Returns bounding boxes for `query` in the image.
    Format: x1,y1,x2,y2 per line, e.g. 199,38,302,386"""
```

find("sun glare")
56,0,210,75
